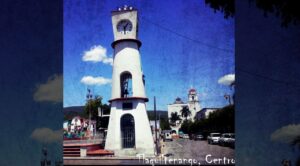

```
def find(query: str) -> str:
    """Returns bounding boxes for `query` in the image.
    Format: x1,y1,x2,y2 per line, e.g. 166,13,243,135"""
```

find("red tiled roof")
189,88,196,92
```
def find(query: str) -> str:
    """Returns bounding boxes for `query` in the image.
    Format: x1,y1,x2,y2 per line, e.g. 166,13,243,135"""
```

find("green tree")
180,106,191,121
178,105,235,136
160,118,171,130
169,112,181,126
179,120,193,134
84,95,102,120
84,95,112,130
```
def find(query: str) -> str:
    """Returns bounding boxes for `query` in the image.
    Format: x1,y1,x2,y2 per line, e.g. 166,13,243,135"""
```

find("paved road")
64,139,235,165
161,139,235,165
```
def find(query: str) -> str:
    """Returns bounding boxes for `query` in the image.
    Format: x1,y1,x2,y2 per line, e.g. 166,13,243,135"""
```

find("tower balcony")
109,96,148,103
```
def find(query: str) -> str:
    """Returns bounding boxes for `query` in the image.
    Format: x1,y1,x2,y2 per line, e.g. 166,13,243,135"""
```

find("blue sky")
0,0,62,164
236,1,300,165
64,0,235,110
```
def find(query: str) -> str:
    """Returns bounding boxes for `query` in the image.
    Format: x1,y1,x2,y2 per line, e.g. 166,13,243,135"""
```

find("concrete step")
63,154,80,157
63,148,80,151
63,151,80,154
87,149,114,157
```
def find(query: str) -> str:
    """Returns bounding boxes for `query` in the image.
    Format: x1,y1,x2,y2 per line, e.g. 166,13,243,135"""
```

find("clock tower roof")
112,5,137,13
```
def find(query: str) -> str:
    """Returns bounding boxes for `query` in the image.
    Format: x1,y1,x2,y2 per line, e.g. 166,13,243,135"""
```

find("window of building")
122,102,133,110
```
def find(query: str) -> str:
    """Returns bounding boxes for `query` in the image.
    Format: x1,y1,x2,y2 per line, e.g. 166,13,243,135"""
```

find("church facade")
167,89,201,134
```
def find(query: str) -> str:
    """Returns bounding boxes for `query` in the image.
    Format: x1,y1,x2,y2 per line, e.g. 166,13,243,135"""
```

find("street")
161,138,235,165
64,139,235,165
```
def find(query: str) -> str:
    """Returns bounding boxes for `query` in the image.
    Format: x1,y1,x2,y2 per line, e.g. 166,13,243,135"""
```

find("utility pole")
154,96,158,155
86,89,93,140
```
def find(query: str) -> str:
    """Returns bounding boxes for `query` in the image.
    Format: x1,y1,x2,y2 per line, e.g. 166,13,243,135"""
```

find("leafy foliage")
254,0,300,27
84,95,102,120
147,111,168,120
180,105,234,135
179,120,193,134
205,0,300,27
205,0,234,18
84,95,111,130
160,118,171,130
180,106,191,120
170,112,181,125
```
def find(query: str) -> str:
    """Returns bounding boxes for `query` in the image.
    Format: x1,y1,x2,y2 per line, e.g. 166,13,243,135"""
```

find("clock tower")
105,6,155,157
188,88,201,121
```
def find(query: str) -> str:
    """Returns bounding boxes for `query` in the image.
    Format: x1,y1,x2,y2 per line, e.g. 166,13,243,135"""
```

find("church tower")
105,6,155,157
188,88,201,121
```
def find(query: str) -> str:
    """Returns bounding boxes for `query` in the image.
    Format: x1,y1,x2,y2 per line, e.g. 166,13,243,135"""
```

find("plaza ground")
161,138,235,165
64,138,234,165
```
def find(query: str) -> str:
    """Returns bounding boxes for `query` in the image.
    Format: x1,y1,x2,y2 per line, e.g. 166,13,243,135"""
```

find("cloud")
270,124,300,144
30,128,62,143
218,74,235,86
33,74,62,103
82,45,113,65
80,76,111,86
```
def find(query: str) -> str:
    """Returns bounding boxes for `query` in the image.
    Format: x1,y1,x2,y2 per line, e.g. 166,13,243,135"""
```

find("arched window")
142,74,145,86
120,72,132,98
120,114,135,148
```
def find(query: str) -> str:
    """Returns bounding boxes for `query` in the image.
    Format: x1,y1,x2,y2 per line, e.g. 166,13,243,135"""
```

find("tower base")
105,99,155,157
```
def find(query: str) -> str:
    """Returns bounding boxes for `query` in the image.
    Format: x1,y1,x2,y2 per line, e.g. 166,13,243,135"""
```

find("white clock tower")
105,6,155,157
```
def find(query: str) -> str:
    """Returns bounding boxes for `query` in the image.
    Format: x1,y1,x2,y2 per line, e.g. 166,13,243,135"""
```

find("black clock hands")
123,23,129,34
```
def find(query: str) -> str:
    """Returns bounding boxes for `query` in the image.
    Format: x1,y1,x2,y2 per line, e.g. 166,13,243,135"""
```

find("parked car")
182,134,189,139
207,133,221,144
162,130,173,142
194,134,204,141
179,134,183,138
219,133,235,147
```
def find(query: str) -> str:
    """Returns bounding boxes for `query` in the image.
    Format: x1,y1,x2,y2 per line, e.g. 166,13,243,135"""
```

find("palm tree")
181,106,191,121
170,112,181,126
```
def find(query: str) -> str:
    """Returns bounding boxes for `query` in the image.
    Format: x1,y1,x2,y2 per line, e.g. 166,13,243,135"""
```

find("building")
195,108,219,120
149,120,160,141
167,88,201,134
105,6,155,157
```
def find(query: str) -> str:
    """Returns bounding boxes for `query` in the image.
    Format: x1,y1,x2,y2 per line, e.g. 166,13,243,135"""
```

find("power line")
141,16,300,88
140,16,234,53
238,67,300,88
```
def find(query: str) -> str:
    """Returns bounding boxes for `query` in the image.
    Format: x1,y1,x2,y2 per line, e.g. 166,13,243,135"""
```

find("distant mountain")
64,106,84,113
147,110,168,120
63,106,85,120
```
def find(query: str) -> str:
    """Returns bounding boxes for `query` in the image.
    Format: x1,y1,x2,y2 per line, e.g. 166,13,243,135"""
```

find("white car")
207,133,221,144
163,132,173,142
182,134,189,139
219,133,235,147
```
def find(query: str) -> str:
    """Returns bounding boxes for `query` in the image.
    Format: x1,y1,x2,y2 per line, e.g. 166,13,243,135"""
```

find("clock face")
117,20,133,34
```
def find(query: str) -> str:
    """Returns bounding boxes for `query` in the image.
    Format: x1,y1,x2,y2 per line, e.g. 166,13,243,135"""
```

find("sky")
236,1,300,165
0,0,62,165
63,0,235,110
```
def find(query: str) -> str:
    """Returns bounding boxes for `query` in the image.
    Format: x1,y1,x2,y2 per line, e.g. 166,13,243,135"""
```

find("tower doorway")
120,114,135,148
